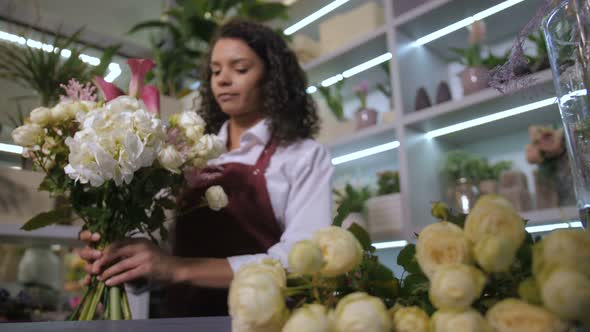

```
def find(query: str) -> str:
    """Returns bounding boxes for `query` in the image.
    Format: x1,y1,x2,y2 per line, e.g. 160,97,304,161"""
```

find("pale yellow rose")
540,267,590,322
464,195,525,248
332,292,391,332
473,234,519,273
157,145,183,173
533,229,590,278
415,222,472,279
234,258,286,289
486,299,569,332
288,240,324,276
429,264,486,310
518,278,542,305
29,107,52,126
12,124,44,147
228,272,287,332
282,304,331,332
205,185,229,211
51,102,75,122
313,226,363,277
390,305,429,332
431,309,492,332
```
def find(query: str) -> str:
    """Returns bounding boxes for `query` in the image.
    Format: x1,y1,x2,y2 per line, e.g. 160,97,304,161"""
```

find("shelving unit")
0,223,80,245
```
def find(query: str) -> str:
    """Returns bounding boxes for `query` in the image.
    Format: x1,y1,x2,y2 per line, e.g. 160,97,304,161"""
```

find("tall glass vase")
544,0,590,228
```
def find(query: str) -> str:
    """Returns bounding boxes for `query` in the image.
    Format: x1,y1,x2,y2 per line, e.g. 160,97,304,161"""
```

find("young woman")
79,19,334,317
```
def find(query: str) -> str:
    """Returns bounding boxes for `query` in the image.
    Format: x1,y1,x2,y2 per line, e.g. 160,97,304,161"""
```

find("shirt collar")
217,118,271,147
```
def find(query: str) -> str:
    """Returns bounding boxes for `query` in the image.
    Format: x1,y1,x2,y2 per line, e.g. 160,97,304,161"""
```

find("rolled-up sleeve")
227,142,334,272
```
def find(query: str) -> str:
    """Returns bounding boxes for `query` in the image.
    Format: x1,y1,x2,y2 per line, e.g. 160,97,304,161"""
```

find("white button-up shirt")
210,119,334,272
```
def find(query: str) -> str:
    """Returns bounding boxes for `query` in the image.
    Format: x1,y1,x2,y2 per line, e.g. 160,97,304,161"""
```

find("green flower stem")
109,286,122,320
67,284,92,320
284,284,313,297
84,281,105,321
122,288,132,320
78,286,96,320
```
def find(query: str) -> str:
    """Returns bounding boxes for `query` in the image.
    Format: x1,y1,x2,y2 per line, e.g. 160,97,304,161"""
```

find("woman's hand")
94,239,180,287
78,231,103,286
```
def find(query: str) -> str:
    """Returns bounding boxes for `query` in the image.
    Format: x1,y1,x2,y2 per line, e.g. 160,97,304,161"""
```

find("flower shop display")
525,125,575,208
10,59,227,320
353,81,378,130
228,196,589,331
367,171,403,241
333,184,372,231
450,21,490,95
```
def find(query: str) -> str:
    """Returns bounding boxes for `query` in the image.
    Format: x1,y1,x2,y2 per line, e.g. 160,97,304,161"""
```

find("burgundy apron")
161,142,282,317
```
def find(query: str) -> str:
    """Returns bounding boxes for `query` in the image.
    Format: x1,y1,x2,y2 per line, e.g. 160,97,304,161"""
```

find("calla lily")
94,76,124,101
141,85,160,115
128,59,155,98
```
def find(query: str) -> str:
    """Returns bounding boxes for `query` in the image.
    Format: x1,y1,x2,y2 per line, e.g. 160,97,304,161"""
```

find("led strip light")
284,0,350,35
331,141,400,165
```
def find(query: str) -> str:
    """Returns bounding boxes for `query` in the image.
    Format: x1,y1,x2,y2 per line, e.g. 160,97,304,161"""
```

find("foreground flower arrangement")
11,59,226,320
229,195,589,331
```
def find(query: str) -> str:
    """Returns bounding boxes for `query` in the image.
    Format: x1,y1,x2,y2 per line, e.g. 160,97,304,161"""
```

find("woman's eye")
236,68,248,74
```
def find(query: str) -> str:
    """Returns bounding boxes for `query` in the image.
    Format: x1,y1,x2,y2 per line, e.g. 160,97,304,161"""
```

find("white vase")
17,247,60,290
367,193,403,241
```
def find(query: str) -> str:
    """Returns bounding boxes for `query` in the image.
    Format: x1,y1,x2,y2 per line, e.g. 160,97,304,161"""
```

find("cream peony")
282,304,331,332
50,102,76,122
473,234,519,273
534,229,590,277
12,124,44,147
415,222,472,279
205,185,229,211
539,267,590,322
332,292,391,332
313,226,363,277
390,305,429,332
288,240,324,276
233,258,286,289
429,264,486,310
486,299,569,332
464,195,525,247
158,145,184,173
229,272,287,332
29,107,52,126
431,309,491,332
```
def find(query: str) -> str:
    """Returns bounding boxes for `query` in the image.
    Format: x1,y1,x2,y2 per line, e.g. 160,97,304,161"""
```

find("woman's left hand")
92,239,179,286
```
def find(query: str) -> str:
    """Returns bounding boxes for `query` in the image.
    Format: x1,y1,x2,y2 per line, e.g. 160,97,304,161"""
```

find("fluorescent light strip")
284,0,349,35
332,141,400,165
414,0,525,46
342,53,392,78
526,221,583,233
425,97,557,139
0,30,121,81
321,74,344,87
372,240,408,249
0,143,23,154
306,86,318,94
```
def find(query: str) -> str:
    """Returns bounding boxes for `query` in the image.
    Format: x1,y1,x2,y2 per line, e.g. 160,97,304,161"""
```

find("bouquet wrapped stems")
68,277,131,320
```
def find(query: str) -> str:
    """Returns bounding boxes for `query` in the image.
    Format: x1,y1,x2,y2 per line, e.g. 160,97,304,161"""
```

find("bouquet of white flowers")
11,59,227,320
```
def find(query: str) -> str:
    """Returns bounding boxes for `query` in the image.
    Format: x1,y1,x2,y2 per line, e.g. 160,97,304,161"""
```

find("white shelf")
393,0,451,27
521,206,579,225
325,120,397,150
0,223,80,244
302,25,387,72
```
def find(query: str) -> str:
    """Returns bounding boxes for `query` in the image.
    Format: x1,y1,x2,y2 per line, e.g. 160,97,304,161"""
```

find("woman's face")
210,38,265,117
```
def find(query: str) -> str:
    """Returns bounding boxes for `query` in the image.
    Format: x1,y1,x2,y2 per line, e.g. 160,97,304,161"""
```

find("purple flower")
354,80,370,95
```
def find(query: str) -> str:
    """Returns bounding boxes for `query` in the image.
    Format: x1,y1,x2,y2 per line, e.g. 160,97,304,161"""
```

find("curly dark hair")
198,19,320,144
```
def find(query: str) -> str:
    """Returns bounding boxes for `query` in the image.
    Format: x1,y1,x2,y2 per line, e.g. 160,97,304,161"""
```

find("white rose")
29,107,52,126
313,226,363,277
540,267,590,322
193,134,226,159
429,264,486,310
184,125,205,142
416,222,472,279
473,234,519,273
464,195,525,247
106,96,141,113
234,258,286,289
288,240,324,276
486,299,569,332
332,292,391,332
12,124,44,147
158,145,184,173
178,111,205,129
534,229,590,277
205,185,228,211
391,305,429,332
282,304,331,332
431,309,492,332
229,272,287,332
51,102,76,122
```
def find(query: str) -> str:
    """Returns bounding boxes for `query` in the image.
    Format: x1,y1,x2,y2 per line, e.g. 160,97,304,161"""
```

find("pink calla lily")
141,85,160,115
94,76,124,101
128,59,155,98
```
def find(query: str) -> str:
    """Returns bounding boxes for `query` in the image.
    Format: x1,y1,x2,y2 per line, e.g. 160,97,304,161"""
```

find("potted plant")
367,171,403,241
316,79,355,142
525,125,575,208
478,160,512,195
353,80,378,130
441,150,484,213
450,20,489,95
333,184,372,231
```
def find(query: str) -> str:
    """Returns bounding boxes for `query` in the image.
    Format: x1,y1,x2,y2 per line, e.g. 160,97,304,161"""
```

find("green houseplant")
333,184,372,228
317,79,346,121
377,170,400,196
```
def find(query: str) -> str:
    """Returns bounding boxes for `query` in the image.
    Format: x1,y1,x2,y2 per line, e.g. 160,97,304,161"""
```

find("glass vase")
544,0,590,227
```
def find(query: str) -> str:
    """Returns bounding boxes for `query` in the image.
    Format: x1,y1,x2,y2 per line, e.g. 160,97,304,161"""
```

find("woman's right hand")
78,231,102,285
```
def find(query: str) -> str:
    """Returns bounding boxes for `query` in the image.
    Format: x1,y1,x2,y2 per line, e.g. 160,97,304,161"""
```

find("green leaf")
368,279,399,300
21,209,71,231
332,203,350,227
397,244,422,274
369,262,395,281
401,273,429,296
347,223,372,251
